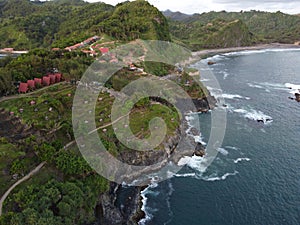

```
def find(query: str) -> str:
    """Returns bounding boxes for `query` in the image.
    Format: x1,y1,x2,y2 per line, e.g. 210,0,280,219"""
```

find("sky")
86,0,300,15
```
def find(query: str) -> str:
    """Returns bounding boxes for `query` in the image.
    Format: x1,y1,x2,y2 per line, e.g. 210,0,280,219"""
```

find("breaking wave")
232,108,273,124
202,171,239,182
234,158,251,164
139,180,159,225
285,83,300,94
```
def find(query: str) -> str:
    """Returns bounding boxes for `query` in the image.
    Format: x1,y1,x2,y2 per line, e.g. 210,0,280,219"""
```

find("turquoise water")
140,49,300,225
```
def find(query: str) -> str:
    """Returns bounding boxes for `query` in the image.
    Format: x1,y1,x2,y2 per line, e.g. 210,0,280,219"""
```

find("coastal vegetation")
164,10,300,50
0,0,299,224
0,0,169,49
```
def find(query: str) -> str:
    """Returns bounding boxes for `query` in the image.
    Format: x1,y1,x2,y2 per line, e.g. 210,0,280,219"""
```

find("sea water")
140,49,300,225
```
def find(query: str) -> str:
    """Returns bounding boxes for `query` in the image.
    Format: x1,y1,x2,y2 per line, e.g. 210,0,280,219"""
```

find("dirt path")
88,112,130,135
0,82,67,104
0,161,46,216
63,112,131,150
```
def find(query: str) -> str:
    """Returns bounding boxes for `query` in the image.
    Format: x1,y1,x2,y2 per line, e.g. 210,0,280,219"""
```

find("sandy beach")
192,43,300,58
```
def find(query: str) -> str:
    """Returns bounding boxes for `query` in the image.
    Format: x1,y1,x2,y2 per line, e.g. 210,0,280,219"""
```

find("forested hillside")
0,0,171,96
0,0,170,50
164,10,300,50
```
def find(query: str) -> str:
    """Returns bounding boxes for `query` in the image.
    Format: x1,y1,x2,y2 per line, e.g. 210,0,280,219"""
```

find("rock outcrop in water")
96,183,144,225
194,143,206,157
295,93,300,102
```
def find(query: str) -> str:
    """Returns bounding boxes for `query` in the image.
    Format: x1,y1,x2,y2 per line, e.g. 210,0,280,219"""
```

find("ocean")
139,49,300,225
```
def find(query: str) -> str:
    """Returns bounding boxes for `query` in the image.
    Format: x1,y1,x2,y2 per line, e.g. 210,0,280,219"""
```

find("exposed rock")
192,96,217,112
96,183,144,225
95,92,214,224
295,93,300,102
194,143,205,157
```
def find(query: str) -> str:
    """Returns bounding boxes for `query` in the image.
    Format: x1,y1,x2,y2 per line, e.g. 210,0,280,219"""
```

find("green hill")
165,10,300,50
169,17,254,50
0,0,170,50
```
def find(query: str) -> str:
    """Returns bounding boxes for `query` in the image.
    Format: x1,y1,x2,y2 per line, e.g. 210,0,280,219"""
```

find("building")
100,47,109,55
34,78,42,86
1,48,14,52
42,76,50,86
27,80,35,89
18,83,28,93
48,74,56,84
55,73,62,82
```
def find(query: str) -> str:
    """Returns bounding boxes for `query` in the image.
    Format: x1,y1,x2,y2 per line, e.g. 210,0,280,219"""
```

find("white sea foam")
247,83,271,92
221,94,250,100
258,82,287,91
223,71,229,79
200,78,210,82
233,108,273,124
223,48,300,57
193,134,207,146
208,88,250,101
223,50,265,56
234,158,251,163
165,181,174,224
202,171,239,181
139,179,159,225
174,173,197,178
177,155,208,173
225,146,239,151
202,54,227,63
217,148,229,156
285,83,300,94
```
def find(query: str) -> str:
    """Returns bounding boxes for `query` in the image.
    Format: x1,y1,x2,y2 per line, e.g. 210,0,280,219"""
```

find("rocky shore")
95,43,300,225
95,95,214,225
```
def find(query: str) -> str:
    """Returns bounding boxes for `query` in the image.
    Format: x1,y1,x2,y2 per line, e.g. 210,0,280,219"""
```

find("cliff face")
96,183,144,225
94,96,213,225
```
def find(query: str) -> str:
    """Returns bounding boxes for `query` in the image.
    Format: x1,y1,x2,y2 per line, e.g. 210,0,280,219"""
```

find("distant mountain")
162,9,192,21
167,10,300,50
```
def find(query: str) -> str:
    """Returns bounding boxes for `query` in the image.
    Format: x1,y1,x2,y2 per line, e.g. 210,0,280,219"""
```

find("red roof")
27,80,35,89
34,78,42,86
18,83,28,93
48,74,56,84
100,47,109,54
42,76,50,86
55,73,62,82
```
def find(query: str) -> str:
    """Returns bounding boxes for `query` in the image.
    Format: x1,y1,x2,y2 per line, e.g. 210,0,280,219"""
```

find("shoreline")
192,43,300,58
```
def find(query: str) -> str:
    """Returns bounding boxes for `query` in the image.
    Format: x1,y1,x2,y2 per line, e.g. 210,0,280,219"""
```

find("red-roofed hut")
18,83,28,93
27,80,35,89
34,78,42,86
100,47,109,54
42,76,50,86
55,73,62,82
48,74,56,84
